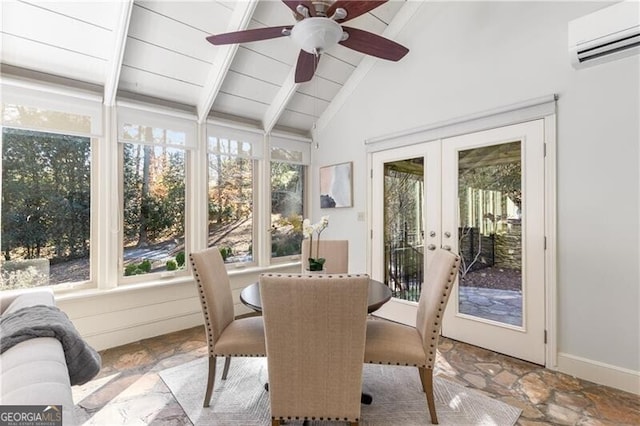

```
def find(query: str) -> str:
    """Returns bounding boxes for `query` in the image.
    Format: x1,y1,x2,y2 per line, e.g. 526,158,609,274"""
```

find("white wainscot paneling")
57,263,300,351
58,281,201,351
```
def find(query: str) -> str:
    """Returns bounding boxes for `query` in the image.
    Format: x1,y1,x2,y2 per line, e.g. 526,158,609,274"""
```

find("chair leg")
419,367,438,424
221,356,232,380
271,419,281,426
203,355,216,407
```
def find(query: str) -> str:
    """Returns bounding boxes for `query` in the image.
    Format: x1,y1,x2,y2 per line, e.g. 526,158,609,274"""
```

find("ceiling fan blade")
282,0,316,18
295,50,320,83
339,26,408,61
206,26,291,45
327,0,387,23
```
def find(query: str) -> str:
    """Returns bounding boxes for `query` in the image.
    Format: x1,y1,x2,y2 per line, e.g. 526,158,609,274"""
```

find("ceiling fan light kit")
206,0,409,83
290,17,344,54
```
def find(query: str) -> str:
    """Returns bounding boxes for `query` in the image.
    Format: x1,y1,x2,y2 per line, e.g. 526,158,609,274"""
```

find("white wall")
313,1,639,391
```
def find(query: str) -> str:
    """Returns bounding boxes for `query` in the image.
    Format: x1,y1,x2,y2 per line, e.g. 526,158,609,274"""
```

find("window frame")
268,132,311,264
0,79,313,293
117,104,197,284
205,123,264,267
1,79,102,292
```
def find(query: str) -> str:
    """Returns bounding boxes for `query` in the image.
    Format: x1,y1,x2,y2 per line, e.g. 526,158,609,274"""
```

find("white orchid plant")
302,215,329,271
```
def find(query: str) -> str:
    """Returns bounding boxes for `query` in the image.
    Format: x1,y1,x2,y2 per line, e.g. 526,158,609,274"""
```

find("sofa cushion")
0,337,75,425
1,304,101,386
3,291,55,315
0,290,77,425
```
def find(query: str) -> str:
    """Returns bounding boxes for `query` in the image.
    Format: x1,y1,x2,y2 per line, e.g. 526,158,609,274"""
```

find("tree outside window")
270,161,304,258
1,128,91,289
207,153,254,263
121,125,186,277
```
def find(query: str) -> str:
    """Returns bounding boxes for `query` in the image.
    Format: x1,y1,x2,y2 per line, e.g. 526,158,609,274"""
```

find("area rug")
160,357,521,425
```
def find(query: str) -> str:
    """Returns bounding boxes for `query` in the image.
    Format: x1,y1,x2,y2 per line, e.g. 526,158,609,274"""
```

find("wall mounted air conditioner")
568,0,640,69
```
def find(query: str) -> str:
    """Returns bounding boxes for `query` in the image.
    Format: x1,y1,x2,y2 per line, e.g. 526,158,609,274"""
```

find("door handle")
442,245,451,251
427,244,437,251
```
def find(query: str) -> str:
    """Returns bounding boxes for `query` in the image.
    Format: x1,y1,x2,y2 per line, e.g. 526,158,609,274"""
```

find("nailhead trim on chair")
272,416,360,421
262,273,369,279
189,254,217,356
364,360,429,368
422,258,459,368
364,254,460,371
191,254,267,358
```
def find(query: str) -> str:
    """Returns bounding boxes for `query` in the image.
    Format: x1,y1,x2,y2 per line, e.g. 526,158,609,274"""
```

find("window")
118,107,194,278
207,125,262,264
1,83,101,290
1,81,313,292
270,161,305,257
270,134,310,260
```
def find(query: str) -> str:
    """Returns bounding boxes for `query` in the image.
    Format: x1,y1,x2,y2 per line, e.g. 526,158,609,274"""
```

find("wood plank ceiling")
1,0,408,136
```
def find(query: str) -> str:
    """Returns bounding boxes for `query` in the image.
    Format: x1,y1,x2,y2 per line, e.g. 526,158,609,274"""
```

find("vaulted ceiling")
1,0,410,136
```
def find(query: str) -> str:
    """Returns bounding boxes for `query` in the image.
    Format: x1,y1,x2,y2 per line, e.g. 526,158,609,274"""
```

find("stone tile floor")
74,325,639,425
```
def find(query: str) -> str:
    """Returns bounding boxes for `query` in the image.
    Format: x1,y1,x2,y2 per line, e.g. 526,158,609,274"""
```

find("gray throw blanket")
0,304,101,385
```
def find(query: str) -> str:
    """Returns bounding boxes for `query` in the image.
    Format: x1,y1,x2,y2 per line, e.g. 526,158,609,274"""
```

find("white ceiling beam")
104,0,133,106
262,66,299,133
315,1,423,132
197,0,259,123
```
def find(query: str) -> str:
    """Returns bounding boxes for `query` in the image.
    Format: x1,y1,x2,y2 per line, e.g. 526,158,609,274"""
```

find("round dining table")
239,278,392,314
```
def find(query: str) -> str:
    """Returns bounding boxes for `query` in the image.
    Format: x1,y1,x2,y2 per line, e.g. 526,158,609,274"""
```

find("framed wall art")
320,161,353,208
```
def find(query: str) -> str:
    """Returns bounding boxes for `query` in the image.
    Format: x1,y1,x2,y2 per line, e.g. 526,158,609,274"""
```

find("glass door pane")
457,141,523,326
384,158,425,302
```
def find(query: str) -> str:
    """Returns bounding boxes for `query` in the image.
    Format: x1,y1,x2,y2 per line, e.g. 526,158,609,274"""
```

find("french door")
370,120,546,365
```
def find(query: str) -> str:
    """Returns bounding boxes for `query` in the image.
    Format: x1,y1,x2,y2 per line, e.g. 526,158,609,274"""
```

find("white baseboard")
557,352,640,395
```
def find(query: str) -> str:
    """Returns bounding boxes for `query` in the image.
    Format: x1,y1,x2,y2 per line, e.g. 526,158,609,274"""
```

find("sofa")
0,288,76,425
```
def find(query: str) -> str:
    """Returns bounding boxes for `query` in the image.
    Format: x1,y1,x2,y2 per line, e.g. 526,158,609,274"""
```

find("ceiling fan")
206,0,409,83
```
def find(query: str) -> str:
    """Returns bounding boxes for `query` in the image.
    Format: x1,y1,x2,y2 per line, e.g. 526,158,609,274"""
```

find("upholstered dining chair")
189,247,266,407
260,273,369,426
301,239,349,273
363,249,460,424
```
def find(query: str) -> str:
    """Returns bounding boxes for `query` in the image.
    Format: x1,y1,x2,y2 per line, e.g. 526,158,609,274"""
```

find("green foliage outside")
207,154,254,262
122,143,185,248
175,251,185,267
166,251,185,272
1,128,91,279
270,162,304,257
458,142,522,225
219,247,233,261
124,259,152,276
